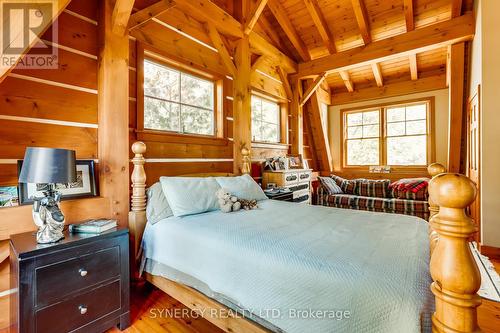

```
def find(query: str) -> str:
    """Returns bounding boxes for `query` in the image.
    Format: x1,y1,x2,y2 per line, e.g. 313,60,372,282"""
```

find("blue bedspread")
142,200,433,333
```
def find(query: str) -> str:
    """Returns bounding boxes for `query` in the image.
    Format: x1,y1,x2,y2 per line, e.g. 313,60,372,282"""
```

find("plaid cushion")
356,179,391,198
331,175,357,194
389,178,429,200
318,176,343,195
390,199,430,220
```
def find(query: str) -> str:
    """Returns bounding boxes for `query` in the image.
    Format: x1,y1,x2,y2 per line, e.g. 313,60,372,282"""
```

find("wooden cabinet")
262,169,313,203
10,228,130,333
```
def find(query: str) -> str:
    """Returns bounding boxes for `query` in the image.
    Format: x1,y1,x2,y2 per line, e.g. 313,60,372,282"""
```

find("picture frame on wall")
0,186,19,208
287,154,304,169
17,160,98,205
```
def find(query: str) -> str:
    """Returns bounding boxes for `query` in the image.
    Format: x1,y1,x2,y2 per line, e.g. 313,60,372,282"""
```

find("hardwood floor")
111,260,500,333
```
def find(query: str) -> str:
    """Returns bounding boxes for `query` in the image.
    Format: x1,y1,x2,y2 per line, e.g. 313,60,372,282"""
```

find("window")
251,95,280,143
143,59,215,135
343,100,431,167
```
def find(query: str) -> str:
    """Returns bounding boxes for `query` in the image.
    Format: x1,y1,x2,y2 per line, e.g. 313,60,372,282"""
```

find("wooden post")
427,163,446,254
233,37,252,174
290,79,304,155
241,147,251,175
429,173,481,333
98,0,130,226
129,142,147,262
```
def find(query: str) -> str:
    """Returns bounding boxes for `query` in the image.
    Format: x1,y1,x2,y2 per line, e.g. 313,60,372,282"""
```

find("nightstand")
10,227,130,333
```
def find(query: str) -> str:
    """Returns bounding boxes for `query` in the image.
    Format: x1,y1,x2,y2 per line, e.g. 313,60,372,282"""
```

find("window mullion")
381,107,386,166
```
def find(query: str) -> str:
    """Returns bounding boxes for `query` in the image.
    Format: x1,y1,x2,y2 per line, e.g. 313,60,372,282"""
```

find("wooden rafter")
339,71,354,92
306,91,333,172
0,0,71,83
295,13,474,78
409,54,418,80
300,72,327,106
111,0,135,35
173,0,243,38
249,32,297,73
244,0,269,35
267,0,310,61
258,16,286,51
403,0,414,31
206,23,236,76
303,0,336,54
128,0,175,31
277,66,292,99
371,63,383,87
332,73,446,104
351,0,371,44
451,0,463,18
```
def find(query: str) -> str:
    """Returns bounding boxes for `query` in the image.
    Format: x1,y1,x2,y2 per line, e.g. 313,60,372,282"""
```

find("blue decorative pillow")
146,182,173,224
159,177,221,217
318,176,344,195
216,174,268,201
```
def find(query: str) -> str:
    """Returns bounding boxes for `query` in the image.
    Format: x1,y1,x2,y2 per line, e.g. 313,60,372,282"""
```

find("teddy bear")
216,188,241,213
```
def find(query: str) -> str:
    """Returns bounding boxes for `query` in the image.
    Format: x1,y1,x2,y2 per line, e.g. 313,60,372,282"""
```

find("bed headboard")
128,141,250,264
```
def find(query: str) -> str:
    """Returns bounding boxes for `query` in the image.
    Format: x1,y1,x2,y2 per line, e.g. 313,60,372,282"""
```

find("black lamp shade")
19,147,77,184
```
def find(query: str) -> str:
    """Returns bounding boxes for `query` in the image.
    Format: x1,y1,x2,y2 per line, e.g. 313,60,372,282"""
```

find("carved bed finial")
241,146,251,175
427,163,446,254
129,142,147,265
428,173,481,333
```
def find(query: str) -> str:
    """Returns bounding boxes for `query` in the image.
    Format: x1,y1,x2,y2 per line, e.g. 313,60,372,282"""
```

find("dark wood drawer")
35,246,120,307
35,279,121,333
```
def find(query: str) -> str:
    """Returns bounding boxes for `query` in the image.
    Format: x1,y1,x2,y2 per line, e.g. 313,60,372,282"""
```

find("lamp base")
32,191,65,244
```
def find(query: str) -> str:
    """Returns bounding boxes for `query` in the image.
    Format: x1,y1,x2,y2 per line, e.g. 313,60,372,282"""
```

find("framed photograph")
0,186,19,208
287,154,304,169
18,160,98,205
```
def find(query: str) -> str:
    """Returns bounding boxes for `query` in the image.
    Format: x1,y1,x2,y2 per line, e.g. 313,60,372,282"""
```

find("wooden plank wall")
0,1,113,330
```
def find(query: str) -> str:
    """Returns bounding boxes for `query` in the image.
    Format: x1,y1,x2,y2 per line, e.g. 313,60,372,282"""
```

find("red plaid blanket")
389,178,429,193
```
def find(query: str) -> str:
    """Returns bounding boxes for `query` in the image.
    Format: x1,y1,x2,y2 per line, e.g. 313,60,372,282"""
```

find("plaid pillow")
357,179,391,198
331,174,357,194
389,178,429,200
318,176,343,195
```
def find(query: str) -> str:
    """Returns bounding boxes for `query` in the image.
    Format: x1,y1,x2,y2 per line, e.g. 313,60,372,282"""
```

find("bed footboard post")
129,141,147,264
427,163,446,254
428,173,481,333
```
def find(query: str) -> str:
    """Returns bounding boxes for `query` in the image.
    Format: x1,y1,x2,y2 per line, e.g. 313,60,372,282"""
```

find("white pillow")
146,182,173,224
216,174,268,201
159,177,221,217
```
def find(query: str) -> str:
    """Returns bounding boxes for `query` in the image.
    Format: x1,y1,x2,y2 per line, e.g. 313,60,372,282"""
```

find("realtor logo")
1,1,58,69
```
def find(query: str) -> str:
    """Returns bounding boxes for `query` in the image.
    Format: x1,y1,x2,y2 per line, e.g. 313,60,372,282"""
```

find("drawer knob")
79,305,88,315
79,269,88,277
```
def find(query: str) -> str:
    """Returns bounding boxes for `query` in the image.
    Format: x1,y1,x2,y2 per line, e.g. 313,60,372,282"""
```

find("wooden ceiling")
131,0,474,98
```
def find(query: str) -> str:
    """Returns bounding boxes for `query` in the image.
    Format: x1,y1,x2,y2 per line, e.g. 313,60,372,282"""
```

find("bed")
129,141,483,333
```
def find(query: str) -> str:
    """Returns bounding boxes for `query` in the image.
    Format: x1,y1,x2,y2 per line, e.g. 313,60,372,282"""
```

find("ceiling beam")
300,72,327,106
0,0,71,83
371,63,383,87
112,0,135,35
295,13,474,79
128,0,175,31
303,0,336,54
332,73,446,105
206,23,236,76
244,0,269,35
250,55,268,72
339,71,354,92
267,0,310,61
451,0,463,18
351,0,371,44
249,32,297,73
409,54,418,80
173,0,243,38
257,16,286,50
403,0,414,32
277,66,293,99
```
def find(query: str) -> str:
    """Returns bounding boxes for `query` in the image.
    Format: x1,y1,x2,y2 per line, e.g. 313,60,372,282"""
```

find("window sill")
251,142,289,150
136,130,229,146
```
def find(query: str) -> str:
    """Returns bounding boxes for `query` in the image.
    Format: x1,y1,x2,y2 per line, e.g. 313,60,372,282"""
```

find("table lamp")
18,147,76,244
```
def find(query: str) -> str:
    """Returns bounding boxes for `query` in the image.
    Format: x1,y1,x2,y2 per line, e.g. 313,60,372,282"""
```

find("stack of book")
69,219,117,234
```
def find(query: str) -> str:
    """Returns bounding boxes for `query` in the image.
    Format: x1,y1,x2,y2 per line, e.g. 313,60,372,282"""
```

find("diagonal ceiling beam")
249,32,297,73
303,0,336,54
0,0,71,83
257,16,287,51
409,54,418,80
267,0,310,61
173,0,243,38
300,72,327,106
371,63,383,87
206,23,236,76
129,0,175,31
112,0,135,35
244,0,269,35
403,0,414,32
339,71,354,92
351,0,371,44
277,66,292,99
295,13,474,79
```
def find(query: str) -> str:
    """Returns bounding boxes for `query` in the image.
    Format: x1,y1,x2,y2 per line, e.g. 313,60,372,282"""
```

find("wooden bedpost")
428,173,481,333
129,141,147,262
241,146,251,175
428,163,446,254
